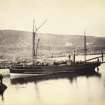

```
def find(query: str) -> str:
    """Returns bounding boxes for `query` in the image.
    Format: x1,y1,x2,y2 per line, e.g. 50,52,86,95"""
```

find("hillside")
0,30,105,60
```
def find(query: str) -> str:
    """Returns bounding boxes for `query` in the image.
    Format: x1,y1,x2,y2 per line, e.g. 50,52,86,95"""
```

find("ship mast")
32,19,47,66
32,19,36,66
84,31,87,63
35,38,40,59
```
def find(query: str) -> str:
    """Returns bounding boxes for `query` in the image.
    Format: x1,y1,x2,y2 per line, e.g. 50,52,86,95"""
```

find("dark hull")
10,62,101,78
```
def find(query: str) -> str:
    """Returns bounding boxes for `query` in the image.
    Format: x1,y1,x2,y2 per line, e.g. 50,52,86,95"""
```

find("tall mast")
84,31,87,62
32,19,36,66
32,19,47,66
36,38,40,59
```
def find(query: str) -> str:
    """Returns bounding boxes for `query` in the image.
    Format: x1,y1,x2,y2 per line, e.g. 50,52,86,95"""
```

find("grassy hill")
0,30,105,60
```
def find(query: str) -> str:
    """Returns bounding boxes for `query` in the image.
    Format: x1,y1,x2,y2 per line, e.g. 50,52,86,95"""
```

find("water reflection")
10,72,101,85
0,84,7,101
1,65,105,105
0,91,4,101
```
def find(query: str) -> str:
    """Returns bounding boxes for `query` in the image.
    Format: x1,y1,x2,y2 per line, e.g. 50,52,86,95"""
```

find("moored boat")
10,20,102,79
10,61,101,79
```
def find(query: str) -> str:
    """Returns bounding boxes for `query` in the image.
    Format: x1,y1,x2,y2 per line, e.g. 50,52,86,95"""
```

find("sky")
0,0,105,36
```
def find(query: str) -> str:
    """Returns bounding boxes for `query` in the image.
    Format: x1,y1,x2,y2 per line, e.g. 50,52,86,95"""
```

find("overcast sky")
0,0,105,36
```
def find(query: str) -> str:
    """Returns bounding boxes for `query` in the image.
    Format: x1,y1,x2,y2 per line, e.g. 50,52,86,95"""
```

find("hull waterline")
10,62,101,79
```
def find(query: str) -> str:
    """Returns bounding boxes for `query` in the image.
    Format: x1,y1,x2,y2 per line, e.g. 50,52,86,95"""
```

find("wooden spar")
86,55,102,62
101,50,104,62
35,38,40,59
86,54,104,62
32,19,36,66
84,31,87,63
73,50,76,63
32,19,47,66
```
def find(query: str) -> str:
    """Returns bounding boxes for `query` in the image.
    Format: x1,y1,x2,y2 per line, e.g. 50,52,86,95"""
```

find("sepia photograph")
0,0,105,105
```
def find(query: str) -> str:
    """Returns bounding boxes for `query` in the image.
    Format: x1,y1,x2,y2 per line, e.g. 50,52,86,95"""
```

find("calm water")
0,59,105,105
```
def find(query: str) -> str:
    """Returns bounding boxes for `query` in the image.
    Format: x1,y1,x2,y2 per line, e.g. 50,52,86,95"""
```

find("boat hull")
10,62,101,79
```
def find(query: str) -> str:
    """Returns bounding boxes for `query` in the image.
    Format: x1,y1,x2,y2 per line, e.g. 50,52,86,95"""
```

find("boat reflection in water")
0,90,4,101
0,84,7,101
10,71,101,85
